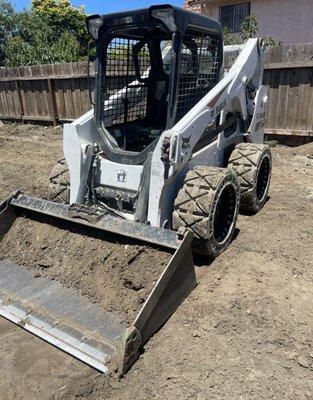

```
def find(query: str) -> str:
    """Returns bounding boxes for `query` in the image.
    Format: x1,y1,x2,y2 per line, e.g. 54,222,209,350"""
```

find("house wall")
190,0,313,44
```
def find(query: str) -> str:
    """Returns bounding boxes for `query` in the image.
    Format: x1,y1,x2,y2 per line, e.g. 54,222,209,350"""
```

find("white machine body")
64,38,267,227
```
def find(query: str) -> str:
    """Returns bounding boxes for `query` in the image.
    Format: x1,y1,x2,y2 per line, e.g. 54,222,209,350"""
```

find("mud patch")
0,216,171,325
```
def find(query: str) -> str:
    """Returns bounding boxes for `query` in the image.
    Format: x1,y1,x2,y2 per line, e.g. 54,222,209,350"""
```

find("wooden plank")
47,78,57,126
31,65,40,117
71,62,83,118
273,68,285,130
264,69,279,130
280,68,292,130
306,68,313,130
53,64,66,120
19,80,31,119
297,69,310,131
283,68,295,131
15,80,24,119
62,63,75,120
0,114,54,122
265,128,313,137
0,74,92,82
265,61,313,69
3,81,14,118
0,82,5,116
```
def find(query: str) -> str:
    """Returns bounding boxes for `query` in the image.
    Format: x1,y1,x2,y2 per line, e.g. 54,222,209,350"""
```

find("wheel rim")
256,156,270,202
213,183,237,244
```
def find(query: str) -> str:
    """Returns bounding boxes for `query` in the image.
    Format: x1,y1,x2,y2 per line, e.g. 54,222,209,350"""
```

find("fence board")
0,43,312,145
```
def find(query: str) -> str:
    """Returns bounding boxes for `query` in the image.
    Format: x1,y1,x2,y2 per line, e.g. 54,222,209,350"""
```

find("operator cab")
87,5,223,164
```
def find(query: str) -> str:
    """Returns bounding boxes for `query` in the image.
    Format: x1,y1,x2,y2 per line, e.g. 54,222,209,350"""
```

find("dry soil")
0,123,312,400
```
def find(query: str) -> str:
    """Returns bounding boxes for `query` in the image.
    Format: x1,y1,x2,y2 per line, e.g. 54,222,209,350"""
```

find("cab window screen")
175,28,220,124
103,37,151,125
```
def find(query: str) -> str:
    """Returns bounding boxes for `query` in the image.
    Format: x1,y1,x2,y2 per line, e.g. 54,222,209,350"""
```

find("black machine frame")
87,5,223,165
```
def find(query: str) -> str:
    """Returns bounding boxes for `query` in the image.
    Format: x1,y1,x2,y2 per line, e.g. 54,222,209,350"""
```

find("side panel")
248,85,268,143
63,123,84,204
63,110,96,204
133,231,196,344
98,159,143,192
189,139,218,169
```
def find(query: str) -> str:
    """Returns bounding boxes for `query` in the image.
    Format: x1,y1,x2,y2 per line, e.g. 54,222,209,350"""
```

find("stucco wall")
199,0,313,43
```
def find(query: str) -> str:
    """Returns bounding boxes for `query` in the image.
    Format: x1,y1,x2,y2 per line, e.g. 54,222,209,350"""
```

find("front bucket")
0,192,196,375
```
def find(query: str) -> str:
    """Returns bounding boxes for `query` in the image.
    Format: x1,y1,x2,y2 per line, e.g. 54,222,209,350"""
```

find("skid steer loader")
0,5,272,376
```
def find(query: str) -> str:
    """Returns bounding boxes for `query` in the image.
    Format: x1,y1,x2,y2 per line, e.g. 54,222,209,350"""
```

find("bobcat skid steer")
0,5,271,375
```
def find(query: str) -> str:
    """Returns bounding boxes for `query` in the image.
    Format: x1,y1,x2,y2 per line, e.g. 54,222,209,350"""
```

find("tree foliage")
0,0,15,64
0,0,88,67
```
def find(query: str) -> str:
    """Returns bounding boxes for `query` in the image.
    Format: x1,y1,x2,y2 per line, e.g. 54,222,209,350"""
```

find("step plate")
0,260,126,373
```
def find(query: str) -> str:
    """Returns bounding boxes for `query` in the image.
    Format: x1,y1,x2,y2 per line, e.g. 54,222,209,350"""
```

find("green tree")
0,0,15,64
31,0,89,55
5,22,81,66
1,0,89,66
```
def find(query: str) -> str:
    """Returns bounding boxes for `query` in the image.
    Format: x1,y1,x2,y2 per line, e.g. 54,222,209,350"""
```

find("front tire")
172,166,240,257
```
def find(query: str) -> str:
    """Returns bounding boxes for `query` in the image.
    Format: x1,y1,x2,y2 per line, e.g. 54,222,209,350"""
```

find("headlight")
151,8,177,32
86,16,103,40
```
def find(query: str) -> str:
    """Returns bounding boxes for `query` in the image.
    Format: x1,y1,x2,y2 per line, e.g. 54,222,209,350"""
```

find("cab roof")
93,4,222,35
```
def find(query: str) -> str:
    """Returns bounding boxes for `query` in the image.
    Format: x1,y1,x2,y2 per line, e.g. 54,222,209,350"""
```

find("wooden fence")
0,43,312,144
0,62,94,125
263,43,313,144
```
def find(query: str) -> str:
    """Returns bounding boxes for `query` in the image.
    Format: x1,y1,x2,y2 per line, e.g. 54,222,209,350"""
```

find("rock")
126,248,144,265
297,355,310,369
123,278,144,291
38,260,53,268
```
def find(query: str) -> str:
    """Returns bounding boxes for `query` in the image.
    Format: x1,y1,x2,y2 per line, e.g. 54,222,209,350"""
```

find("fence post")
47,78,57,126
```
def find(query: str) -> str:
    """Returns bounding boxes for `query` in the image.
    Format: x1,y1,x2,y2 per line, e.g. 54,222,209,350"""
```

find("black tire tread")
228,143,271,213
48,158,70,203
173,166,239,256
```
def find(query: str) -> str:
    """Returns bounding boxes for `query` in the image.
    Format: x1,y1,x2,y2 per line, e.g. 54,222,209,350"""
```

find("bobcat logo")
182,135,191,150
117,169,127,183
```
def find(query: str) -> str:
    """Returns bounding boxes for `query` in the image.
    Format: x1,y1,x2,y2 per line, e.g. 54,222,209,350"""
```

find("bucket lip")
0,260,126,373
9,193,180,250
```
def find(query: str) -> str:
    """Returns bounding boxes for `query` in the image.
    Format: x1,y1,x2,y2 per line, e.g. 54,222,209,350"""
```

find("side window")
160,40,173,74
180,43,193,74
174,28,220,124
104,37,151,125
198,36,215,75
133,42,151,80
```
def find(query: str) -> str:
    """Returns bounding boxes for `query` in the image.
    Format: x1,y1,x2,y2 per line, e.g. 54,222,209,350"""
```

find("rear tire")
228,143,272,213
172,166,240,257
48,158,70,203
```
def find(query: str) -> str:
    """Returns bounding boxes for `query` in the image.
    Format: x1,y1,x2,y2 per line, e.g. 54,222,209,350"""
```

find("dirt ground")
0,123,312,400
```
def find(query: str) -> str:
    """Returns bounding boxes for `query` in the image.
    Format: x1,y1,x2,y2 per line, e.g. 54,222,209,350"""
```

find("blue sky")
13,0,184,14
